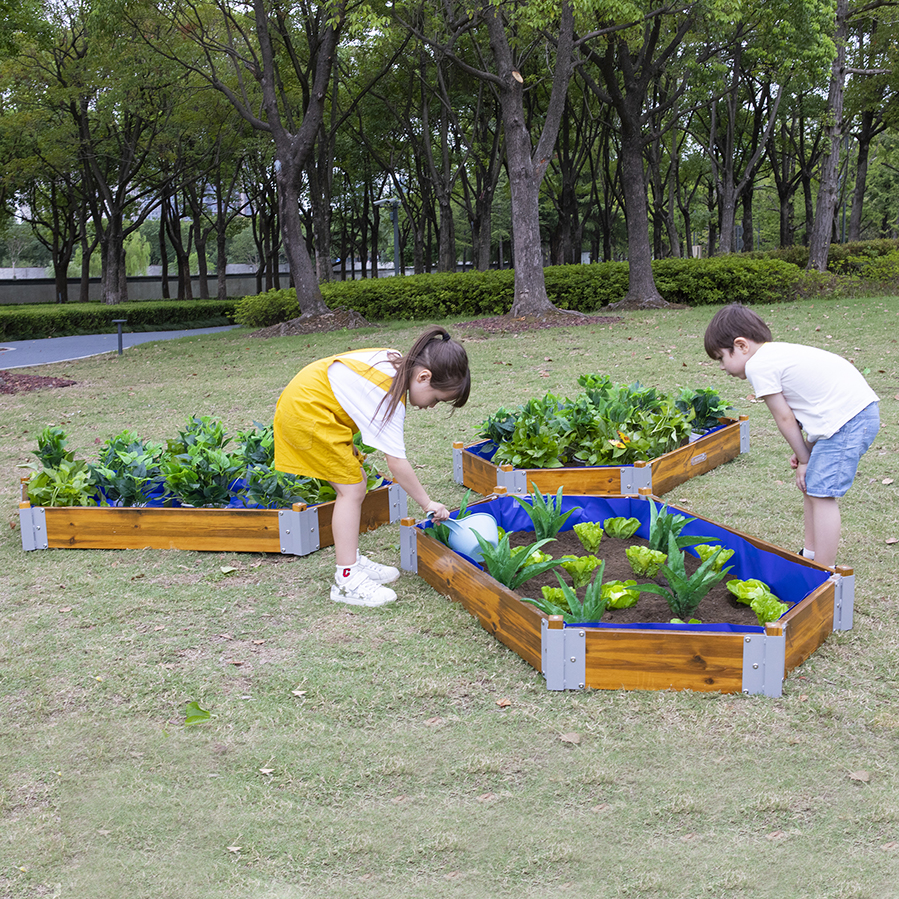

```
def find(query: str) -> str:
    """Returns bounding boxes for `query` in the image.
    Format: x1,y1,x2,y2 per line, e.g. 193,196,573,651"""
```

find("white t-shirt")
327,350,407,458
745,342,878,442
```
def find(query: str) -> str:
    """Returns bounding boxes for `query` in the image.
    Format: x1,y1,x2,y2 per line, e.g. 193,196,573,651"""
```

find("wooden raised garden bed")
19,479,408,557
454,416,749,497
400,490,852,697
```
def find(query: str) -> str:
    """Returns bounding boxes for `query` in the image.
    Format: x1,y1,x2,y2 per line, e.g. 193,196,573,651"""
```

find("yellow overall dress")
273,350,398,484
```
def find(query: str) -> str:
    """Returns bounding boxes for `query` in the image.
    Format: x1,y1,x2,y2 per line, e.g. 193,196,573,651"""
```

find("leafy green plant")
626,545,667,578
477,407,519,446
168,415,230,455
601,580,640,609
647,499,716,552
90,430,170,507
511,546,553,566
163,444,244,508
522,564,609,624
573,521,603,553
236,423,275,467
694,544,735,572
474,534,560,591
26,460,99,507
513,485,580,540
634,532,732,621
602,516,641,539
558,554,602,589
32,426,72,469
675,387,732,431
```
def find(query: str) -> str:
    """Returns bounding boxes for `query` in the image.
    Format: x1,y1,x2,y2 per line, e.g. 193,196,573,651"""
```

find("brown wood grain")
583,628,746,693
651,420,743,496
42,506,283,552
779,580,835,674
415,530,544,670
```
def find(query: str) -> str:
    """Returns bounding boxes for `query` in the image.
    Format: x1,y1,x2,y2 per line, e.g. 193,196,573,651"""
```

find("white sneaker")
330,568,397,607
356,552,400,584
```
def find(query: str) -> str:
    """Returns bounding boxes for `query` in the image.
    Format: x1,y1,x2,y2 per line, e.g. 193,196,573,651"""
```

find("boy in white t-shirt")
704,304,879,568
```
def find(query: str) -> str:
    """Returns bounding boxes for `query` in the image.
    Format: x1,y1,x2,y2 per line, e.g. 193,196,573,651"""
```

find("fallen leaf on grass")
59,607,72,613
391,795,411,804
425,716,445,727
766,830,788,841
882,478,894,485
495,697,512,708
226,846,241,854
591,803,611,813
560,732,581,745
258,768,274,776
848,770,871,783
882,842,899,851
886,538,898,545
477,792,498,803
253,639,265,645
220,566,238,574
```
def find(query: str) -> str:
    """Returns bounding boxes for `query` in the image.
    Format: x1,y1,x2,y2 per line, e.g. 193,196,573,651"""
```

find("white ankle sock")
803,548,815,560
336,563,357,581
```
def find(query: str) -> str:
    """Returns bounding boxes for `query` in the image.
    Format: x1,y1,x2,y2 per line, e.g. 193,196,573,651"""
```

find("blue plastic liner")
421,493,831,635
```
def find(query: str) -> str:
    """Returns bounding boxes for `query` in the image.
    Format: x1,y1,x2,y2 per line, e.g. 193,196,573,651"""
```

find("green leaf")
184,701,211,726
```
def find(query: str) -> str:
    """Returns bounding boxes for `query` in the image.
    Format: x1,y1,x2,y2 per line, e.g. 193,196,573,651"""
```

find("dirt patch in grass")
250,307,373,337
509,529,760,627
0,370,77,394
455,310,621,334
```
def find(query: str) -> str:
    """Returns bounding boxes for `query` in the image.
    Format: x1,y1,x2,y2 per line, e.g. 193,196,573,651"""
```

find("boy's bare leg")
330,480,367,567
804,493,841,568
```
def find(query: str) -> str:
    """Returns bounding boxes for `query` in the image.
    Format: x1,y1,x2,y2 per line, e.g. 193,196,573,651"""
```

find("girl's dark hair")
704,304,773,358
378,326,470,420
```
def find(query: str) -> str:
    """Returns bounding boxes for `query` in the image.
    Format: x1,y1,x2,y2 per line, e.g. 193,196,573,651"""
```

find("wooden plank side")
461,451,502,496
524,467,622,495
415,531,543,670
780,581,835,674
583,628,746,693
650,421,743,496
43,506,281,553
316,487,394,548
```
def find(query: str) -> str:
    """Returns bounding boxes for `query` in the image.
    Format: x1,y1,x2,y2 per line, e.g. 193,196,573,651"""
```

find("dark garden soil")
507,529,760,627
250,306,374,337
0,370,77,394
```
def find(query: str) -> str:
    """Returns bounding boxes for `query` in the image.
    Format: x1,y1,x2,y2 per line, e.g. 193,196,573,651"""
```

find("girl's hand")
789,453,799,470
794,461,808,493
425,501,450,521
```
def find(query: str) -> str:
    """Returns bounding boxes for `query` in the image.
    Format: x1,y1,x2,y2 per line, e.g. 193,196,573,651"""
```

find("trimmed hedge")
0,299,238,341
234,256,813,328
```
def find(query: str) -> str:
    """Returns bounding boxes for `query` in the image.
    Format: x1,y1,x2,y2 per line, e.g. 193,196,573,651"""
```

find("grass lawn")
2,297,898,899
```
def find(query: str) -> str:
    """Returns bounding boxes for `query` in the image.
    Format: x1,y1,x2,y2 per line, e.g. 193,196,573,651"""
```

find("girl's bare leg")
330,480,367,567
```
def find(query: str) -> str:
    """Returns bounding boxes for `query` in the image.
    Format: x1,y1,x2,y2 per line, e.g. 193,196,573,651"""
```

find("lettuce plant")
540,586,570,613
602,580,640,609
602,516,641,539
573,521,604,553
558,554,602,589
726,578,789,625
694,544,735,572
626,545,667,578
633,532,732,621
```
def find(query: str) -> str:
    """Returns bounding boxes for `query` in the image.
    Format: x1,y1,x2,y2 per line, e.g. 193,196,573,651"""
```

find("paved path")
0,325,238,369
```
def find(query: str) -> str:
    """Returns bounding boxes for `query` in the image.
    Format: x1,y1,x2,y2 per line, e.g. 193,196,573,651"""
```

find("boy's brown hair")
704,304,773,358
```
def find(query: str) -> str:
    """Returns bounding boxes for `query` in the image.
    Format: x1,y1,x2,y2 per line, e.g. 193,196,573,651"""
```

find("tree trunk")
484,2,575,316
808,0,848,271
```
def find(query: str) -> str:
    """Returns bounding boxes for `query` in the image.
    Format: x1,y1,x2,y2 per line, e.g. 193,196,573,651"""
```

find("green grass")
2,298,899,898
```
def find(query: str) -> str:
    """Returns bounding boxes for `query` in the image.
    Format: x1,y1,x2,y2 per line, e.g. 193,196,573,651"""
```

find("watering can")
428,511,500,562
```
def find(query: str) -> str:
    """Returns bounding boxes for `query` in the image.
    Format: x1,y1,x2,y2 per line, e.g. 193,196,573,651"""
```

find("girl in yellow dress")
274,326,470,606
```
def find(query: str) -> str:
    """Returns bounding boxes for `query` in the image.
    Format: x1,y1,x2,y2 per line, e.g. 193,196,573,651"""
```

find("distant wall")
0,273,266,306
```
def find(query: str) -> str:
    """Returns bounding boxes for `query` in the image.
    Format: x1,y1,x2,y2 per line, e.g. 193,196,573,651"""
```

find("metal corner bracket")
278,506,320,556
541,620,586,691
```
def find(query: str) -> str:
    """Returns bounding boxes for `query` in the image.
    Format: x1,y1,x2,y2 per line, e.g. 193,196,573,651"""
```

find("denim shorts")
806,402,880,498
